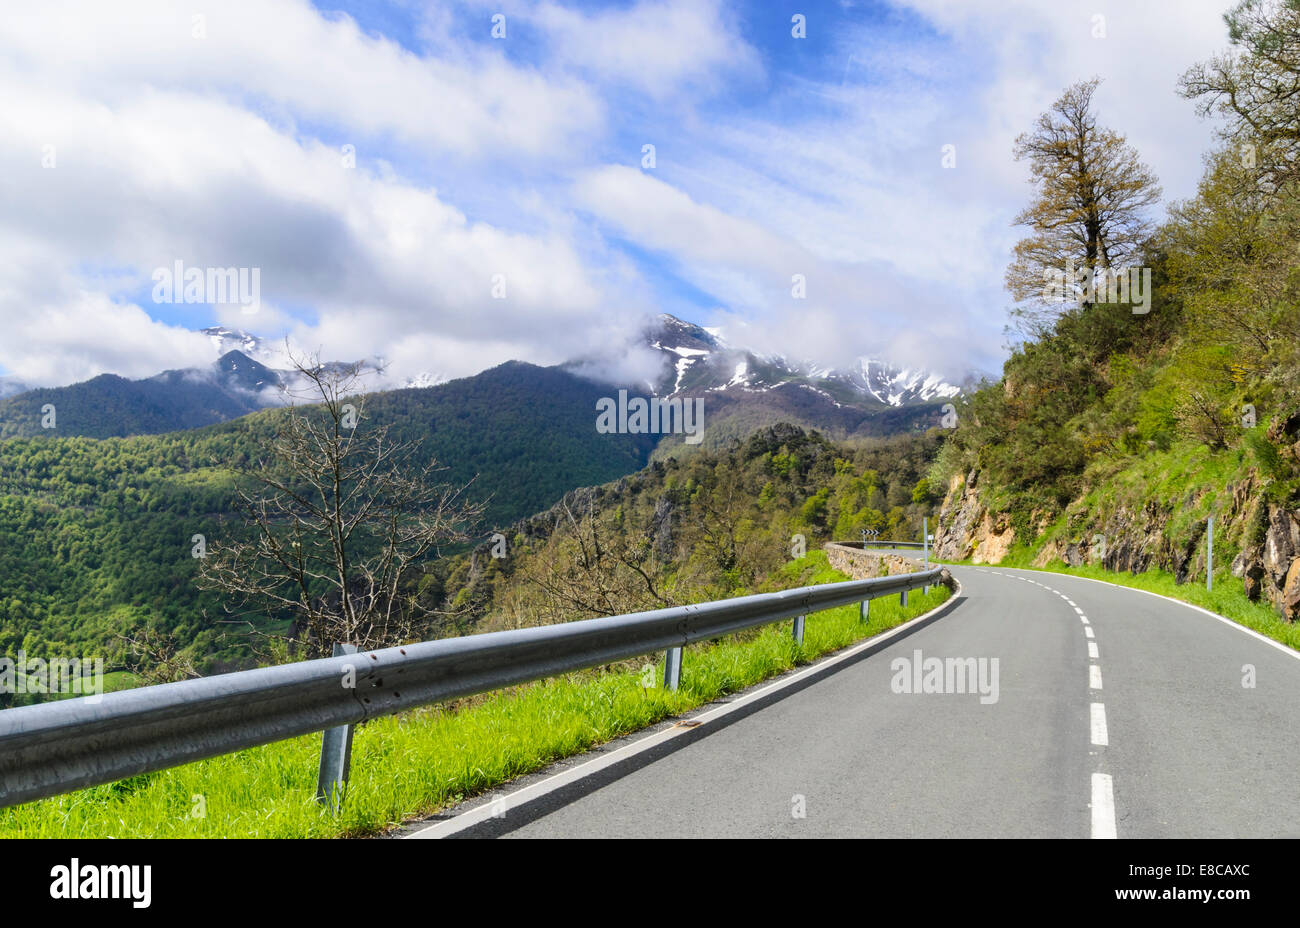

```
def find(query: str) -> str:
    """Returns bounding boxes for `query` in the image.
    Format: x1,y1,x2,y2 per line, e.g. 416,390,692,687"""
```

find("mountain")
201,326,272,363
0,351,282,439
201,326,445,391
0,317,977,440
584,314,975,452
641,313,969,407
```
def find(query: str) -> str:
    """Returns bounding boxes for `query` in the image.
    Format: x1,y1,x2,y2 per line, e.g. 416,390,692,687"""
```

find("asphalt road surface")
418,560,1300,839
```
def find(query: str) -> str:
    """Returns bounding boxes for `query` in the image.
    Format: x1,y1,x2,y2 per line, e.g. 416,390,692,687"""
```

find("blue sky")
0,0,1235,388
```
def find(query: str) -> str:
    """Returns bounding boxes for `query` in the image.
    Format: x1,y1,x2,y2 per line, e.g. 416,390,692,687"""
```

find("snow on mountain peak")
644,314,967,407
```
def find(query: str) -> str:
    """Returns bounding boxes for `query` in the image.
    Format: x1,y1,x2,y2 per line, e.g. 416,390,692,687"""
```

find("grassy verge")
942,552,1300,652
0,551,950,838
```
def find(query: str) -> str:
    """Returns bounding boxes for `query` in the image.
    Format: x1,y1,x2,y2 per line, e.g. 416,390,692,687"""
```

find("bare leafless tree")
117,628,202,686
521,494,675,623
197,347,483,659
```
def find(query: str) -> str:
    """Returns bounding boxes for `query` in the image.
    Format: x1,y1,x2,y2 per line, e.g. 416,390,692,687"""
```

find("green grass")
0,551,949,838
941,552,1300,652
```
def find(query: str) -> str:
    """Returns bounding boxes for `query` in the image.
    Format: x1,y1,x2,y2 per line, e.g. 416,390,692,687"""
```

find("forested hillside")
0,351,280,438
0,361,656,678
930,1,1300,622
437,423,943,635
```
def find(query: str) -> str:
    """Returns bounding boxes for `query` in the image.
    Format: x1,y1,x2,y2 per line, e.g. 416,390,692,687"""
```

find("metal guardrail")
860,540,925,548
0,565,946,810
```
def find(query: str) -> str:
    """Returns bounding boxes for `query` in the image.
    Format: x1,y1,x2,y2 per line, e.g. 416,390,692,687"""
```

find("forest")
0,360,658,689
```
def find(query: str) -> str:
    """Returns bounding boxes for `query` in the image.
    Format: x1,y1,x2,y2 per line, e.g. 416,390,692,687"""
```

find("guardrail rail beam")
0,565,946,809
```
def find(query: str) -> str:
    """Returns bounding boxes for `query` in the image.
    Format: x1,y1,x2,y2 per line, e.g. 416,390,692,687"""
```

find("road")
412,560,1300,838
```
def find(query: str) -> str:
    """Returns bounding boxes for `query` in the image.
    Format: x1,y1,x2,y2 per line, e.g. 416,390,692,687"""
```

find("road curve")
416,562,1300,839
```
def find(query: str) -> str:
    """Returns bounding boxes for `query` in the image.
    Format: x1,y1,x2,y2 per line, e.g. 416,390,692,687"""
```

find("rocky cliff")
932,467,1300,622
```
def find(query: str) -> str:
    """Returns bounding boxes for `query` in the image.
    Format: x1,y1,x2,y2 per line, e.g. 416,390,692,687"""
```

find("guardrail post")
316,642,358,810
663,646,682,691
900,589,908,607
792,614,805,644
859,598,869,623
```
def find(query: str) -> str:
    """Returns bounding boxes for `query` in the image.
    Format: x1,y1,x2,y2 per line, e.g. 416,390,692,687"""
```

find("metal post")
859,598,869,623
900,589,908,607
316,642,358,808
792,614,805,643
1207,516,1214,592
663,646,682,691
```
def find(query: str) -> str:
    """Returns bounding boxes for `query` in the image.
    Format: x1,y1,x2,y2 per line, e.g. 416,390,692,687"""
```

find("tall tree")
1180,0,1300,196
1006,78,1162,336
1162,145,1300,362
197,351,482,659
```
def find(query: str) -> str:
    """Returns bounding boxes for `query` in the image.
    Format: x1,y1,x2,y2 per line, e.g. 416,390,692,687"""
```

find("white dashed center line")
1090,702,1109,746
1092,773,1117,839
983,568,1116,838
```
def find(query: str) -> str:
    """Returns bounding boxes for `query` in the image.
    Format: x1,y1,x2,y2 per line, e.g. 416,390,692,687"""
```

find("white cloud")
0,0,604,161
0,1,655,387
533,0,764,99
572,165,988,378
573,0,1236,377
0,0,1247,392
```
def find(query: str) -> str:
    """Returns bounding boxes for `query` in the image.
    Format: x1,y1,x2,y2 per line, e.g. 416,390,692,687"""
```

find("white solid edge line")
1092,773,1117,839
404,577,964,839
1090,703,1109,746
957,565,1300,663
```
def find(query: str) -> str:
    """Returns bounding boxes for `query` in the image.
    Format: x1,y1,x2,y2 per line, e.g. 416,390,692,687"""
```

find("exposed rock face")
932,472,981,561
1284,559,1300,618
932,470,1014,563
934,467,1300,623
650,496,676,561
1238,503,1300,620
